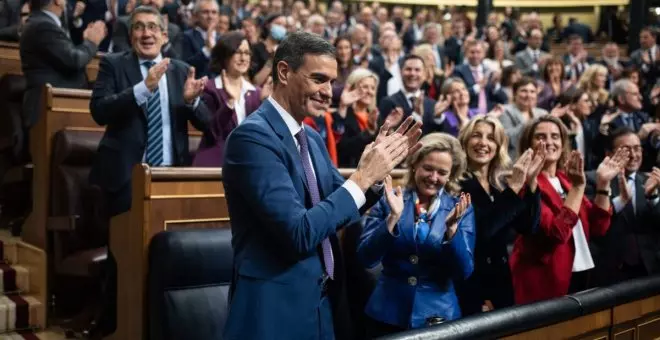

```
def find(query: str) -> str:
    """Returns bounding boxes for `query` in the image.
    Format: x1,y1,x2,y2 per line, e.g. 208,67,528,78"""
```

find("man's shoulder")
99,51,132,67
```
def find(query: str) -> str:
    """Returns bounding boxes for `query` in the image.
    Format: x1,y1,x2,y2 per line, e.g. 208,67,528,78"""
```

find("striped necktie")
143,61,163,166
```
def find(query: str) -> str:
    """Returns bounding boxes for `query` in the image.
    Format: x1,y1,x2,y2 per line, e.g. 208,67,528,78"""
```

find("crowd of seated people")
2,0,660,336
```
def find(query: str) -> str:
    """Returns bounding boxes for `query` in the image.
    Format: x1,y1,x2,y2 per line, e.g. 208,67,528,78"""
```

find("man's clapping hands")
350,117,422,191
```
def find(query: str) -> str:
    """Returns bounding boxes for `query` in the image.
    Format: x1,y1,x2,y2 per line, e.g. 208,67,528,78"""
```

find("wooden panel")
504,310,612,340
614,296,660,325
613,327,635,340
0,41,22,77
637,316,660,340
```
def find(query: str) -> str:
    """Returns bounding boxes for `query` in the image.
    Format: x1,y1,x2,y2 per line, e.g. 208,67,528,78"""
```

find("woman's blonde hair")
405,133,467,196
457,115,511,190
345,68,380,112
518,115,572,170
412,43,440,80
577,64,609,105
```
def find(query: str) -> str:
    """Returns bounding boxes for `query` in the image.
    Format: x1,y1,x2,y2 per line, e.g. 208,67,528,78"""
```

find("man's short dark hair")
401,54,425,68
641,26,658,38
129,6,166,34
29,0,49,10
607,127,638,152
568,34,583,43
271,31,336,85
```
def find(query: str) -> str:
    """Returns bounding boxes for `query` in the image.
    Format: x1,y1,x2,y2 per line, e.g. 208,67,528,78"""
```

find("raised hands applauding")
384,175,404,234
509,141,547,193
445,193,472,240
350,116,423,192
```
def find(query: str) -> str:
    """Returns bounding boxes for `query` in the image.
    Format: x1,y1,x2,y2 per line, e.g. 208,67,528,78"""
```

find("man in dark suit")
20,0,106,128
562,34,594,81
587,127,660,286
597,43,629,90
452,40,495,114
0,0,28,41
181,0,218,78
378,54,437,135
222,31,421,339
604,79,660,172
444,20,466,64
87,6,208,336
368,32,403,102
630,27,660,93
89,5,209,216
562,17,594,43
111,0,182,58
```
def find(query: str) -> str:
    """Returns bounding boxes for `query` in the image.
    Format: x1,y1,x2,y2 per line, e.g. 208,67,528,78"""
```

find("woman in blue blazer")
358,133,476,337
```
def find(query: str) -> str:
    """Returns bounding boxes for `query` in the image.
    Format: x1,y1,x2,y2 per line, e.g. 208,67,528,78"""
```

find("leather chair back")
148,228,233,340
0,74,27,162
50,129,105,258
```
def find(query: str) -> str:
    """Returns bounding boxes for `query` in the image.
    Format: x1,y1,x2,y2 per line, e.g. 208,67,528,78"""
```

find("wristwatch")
596,188,611,197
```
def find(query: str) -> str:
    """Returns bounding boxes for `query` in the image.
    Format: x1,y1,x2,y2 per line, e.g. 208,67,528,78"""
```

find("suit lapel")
635,173,648,216
307,127,329,198
394,91,412,113
399,190,416,244
423,192,454,248
125,53,144,96
462,66,476,86
261,100,309,193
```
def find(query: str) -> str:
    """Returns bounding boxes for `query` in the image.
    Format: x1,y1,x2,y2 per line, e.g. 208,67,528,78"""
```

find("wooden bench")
0,41,102,82
109,164,406,340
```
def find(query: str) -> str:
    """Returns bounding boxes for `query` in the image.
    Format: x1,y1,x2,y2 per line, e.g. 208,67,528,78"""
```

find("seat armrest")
48,215,80,231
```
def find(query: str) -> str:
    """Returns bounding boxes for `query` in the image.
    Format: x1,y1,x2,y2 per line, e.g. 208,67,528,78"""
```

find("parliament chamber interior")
2,0,660,338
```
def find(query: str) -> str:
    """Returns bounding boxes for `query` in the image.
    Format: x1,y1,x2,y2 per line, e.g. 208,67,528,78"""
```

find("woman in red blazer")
509,115,629,304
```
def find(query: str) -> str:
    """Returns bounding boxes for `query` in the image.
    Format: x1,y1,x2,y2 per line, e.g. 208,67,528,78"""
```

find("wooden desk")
0,41,21,77
110,165,406,340
0,41,103,82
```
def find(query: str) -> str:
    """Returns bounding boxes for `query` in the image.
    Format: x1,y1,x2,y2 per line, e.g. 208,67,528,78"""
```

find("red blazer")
509,171,612,304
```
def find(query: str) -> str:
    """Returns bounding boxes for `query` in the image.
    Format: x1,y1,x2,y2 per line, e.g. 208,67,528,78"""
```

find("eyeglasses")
132,22,162,33
619,145,643,153
235,50,252,57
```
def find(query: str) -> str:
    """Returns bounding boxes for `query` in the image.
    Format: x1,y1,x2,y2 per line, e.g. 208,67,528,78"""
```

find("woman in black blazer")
455,115,543,315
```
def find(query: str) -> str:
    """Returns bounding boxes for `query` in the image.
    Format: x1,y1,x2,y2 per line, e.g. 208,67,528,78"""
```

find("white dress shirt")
267,97,367,210
215,76,256,124
548,177,595,272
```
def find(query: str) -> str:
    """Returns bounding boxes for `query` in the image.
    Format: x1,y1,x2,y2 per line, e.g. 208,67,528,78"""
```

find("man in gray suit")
514,28,549,78
630,27,659,92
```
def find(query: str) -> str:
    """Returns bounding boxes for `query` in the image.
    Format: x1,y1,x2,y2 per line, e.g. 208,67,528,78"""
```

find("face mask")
270,24,287,42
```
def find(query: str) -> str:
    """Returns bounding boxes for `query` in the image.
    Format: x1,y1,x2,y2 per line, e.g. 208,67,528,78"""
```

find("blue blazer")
357,189,475,329
222,99,381,339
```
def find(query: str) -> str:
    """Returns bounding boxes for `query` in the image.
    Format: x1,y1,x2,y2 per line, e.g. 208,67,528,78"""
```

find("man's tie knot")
295,128,309,151
143,60,156,69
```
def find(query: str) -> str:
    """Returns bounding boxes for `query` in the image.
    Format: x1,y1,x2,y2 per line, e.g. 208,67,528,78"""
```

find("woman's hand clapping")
384,175,404,235
445,193,471,240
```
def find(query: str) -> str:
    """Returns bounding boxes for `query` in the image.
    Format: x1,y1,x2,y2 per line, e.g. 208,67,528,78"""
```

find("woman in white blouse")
509,115,627,304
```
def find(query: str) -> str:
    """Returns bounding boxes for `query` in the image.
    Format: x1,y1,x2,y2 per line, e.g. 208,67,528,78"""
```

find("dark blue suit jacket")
377,90,437,135
452,64,496,110
222,99,381,339
182,29,214,78
357,189,475,328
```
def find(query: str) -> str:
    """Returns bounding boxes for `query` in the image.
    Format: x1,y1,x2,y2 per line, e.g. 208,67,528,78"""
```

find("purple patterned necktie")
295,129,335,279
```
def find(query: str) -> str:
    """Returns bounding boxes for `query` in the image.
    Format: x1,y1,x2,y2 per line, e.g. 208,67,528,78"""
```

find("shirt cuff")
652,196,660,206
433,113,446,125
133,81,156,106
343,179,367,209
411,112,423,123
105,10,113,22
202,46,211,58
612,196,626,213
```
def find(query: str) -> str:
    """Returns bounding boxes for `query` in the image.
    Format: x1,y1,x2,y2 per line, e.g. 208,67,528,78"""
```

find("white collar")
267,96,303,138
138,54,163,66
527,47,540,54
214,75,256,91
41,10,61,28
402,88,421,99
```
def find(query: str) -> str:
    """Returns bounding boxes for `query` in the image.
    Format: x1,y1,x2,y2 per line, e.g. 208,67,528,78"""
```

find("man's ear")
162,29,170,45
276,60,289,86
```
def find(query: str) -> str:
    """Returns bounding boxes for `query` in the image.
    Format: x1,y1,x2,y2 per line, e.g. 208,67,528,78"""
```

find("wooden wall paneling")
614,296,660,325
503,310,612,340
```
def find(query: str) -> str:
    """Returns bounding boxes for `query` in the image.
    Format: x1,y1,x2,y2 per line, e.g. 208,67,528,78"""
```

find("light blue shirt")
132,54,174,166
41,10,62,28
